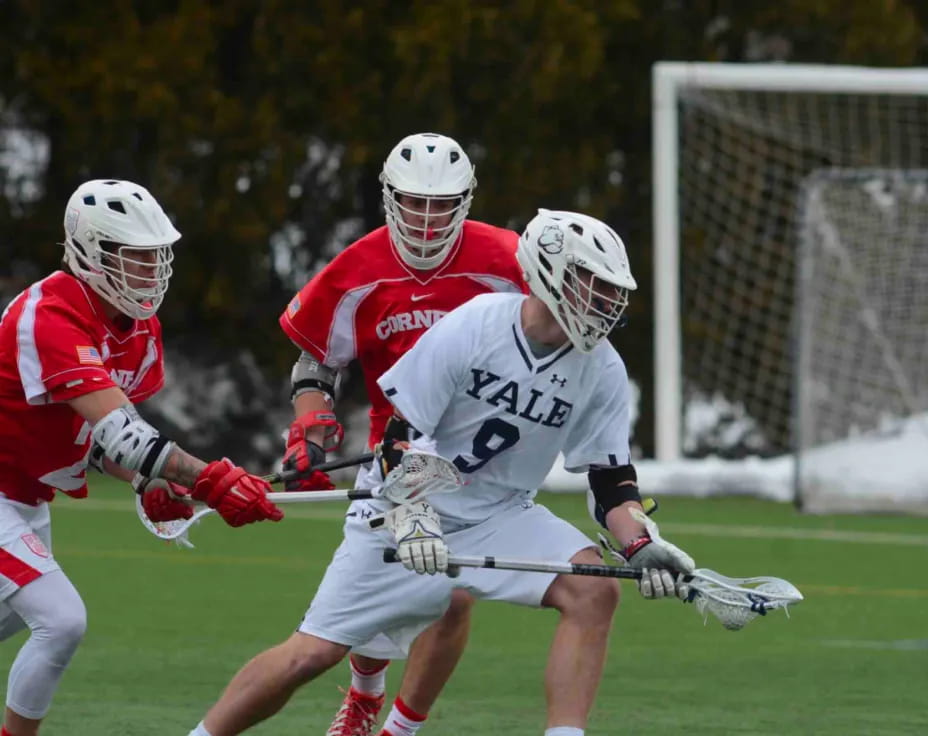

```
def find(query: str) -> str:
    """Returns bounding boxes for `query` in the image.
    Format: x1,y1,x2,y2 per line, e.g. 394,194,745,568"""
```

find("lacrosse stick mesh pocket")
382,452,463,501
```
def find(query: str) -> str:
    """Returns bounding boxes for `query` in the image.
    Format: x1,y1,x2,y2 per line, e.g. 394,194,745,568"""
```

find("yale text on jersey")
465,368,573,427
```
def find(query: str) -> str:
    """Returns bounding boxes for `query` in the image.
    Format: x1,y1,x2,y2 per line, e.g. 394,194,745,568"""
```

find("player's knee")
37,602,88,665
574,577,619,624
592,577,620,615
553,574,619,623
281,633,348,684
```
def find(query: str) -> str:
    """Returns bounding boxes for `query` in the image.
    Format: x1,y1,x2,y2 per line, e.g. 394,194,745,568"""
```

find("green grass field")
4,477,927,735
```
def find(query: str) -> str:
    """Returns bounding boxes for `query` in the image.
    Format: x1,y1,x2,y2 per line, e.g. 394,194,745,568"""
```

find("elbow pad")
90,405,176,478
291,352,339,403
586,464,641,529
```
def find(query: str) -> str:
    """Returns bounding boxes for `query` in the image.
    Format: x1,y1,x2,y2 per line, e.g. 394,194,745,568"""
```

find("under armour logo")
550,374,567,387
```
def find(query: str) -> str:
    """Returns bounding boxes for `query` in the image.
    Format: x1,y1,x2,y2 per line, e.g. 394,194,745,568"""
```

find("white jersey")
377,292,632,527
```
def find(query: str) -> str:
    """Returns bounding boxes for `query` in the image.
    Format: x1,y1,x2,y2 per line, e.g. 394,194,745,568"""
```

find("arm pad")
290,352,339,402
90,405,176,478
586,464,641,529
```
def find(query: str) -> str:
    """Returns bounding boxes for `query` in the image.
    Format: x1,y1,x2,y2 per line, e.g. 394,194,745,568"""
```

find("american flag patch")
287,296,301,318
76,345,103,365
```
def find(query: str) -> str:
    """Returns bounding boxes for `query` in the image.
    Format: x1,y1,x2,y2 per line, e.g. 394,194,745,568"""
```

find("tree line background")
2,0,926,464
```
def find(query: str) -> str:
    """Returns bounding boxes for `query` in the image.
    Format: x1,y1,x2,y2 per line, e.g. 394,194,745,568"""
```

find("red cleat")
325,687,386,736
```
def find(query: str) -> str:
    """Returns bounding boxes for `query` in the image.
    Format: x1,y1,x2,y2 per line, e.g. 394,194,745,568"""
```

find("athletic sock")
380,695,427,735
188,722,213,736
544,728,584,736
350,655,389,697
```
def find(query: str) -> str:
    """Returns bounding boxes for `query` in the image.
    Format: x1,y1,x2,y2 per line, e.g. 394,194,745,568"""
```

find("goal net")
653,63,928,512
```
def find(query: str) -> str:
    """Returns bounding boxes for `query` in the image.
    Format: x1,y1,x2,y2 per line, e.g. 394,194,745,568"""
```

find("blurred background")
2,0,926,505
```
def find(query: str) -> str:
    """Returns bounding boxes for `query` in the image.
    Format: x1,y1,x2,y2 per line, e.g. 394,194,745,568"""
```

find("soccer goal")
652,62,928,512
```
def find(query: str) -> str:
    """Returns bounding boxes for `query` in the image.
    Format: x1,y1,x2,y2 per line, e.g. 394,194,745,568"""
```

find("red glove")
191,459,283,527
282,411,343,491
134,476,195,522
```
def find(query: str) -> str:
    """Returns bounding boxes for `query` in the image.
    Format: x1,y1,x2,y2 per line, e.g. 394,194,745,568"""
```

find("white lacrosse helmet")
62,179,180,320
380,133,476,270
517,209,637,353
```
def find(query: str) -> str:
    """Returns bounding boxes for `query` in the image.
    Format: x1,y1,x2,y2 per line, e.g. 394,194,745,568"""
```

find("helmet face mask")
389,191,467,265
558,267,630,348
62,180,181,320
517,209,637,353
381,133,476,270
98,241,175,312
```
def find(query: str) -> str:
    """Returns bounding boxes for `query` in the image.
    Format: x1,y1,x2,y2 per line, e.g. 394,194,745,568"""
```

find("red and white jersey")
280,220,526,447
0,271,165,505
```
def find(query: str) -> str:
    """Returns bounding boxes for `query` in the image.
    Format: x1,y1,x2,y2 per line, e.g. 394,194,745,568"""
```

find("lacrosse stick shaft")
265,489,376,503
262,452,374,485
382,549,646,580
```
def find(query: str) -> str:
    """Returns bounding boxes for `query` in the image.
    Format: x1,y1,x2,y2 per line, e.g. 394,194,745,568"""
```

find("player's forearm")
604,501,648,547
293,390,334,446
100,457,136,483
159,446,207,488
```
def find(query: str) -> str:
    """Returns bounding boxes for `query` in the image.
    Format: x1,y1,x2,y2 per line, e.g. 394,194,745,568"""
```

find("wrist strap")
621,535,651,560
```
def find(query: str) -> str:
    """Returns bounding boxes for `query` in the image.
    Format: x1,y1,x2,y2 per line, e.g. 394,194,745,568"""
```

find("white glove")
620,508,695,600
384,501,448,575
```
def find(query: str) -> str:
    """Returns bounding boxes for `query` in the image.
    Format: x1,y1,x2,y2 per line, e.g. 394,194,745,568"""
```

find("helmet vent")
107,200,127,214
131,191,143,201
538,252,554,275
568,223,584,236
83,195,96,206
426,145,436,152
592,236,606,253
450,151,459,163
103,180,119,185
400,148,412,161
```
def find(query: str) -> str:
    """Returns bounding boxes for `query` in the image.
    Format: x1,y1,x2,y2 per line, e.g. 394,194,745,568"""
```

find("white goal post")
652,62,928,512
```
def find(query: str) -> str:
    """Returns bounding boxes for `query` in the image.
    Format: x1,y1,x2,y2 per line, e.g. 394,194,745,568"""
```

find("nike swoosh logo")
410,293,433,302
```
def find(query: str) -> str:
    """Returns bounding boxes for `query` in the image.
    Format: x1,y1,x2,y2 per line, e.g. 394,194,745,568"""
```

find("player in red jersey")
186,134,524,736
0,179,282,736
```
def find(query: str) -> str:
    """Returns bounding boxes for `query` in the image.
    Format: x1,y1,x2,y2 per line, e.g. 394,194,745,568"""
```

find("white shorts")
0,498,59,602
299,500,595,659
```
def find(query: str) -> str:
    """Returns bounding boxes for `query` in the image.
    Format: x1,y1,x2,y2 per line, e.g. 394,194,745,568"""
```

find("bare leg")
4,707,41,736
541,547,620,728
396,588,474,714
203,632,349,736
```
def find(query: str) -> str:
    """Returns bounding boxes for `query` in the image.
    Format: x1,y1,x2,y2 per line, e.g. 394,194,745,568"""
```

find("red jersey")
0,271,165,505
280,220,526,447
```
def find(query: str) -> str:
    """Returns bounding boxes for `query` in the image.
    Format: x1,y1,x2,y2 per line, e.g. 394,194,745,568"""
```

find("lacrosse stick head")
685,568,803,631
135,494,207,549
378,450,464,503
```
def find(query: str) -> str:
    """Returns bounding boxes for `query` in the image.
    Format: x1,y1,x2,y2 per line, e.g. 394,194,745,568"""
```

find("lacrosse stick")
138,450,463,547
382,549,802,631
137,452,372,547
379,449,464,503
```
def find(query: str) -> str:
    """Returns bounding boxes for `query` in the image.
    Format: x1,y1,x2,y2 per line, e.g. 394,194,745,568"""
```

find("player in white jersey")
187,209,695,736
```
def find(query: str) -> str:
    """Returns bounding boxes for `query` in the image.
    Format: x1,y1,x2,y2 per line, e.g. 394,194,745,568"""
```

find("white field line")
54,497,928,546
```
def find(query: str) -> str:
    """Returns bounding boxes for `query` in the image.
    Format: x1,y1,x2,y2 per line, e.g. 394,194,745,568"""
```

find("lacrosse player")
188,209,694,736
277,132,525,735
0,179,282,736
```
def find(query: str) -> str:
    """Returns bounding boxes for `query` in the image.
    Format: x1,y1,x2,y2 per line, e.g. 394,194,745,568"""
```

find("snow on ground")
543,413,928,515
